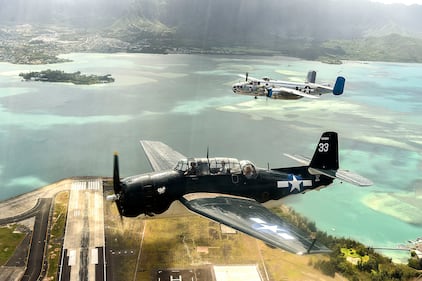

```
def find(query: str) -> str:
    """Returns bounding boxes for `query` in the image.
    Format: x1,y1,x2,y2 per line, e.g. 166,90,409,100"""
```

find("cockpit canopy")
174,157,256,177
239,160,257,179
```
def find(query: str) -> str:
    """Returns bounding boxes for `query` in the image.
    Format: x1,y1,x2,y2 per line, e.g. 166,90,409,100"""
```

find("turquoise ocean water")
0,53,420,261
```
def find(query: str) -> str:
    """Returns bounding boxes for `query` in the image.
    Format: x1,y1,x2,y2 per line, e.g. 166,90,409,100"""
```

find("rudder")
307,70,317,83
333,76,345,95
309,132,339,170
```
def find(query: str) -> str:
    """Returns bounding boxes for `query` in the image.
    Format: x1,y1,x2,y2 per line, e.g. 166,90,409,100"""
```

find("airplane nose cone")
232,83,241,93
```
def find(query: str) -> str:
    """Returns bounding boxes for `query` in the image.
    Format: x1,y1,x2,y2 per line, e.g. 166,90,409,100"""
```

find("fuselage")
232,79,331,99
118,157,333,218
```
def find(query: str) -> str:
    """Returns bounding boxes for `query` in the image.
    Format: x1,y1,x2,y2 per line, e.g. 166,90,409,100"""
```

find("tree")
408,257,422,270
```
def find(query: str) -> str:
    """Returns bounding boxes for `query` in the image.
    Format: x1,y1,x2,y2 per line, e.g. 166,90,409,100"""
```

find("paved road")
0,179,73,220
0,198,52,281
0,199,42,225
21,198,52,281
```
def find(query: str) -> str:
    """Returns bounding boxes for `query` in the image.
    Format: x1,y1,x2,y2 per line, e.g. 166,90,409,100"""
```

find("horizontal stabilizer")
308,167,373,187
283,153,310,165
284,148,373,187
335,169,373,186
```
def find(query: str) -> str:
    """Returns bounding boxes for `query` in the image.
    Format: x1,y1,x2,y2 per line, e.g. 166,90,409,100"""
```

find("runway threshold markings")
61,179,105,281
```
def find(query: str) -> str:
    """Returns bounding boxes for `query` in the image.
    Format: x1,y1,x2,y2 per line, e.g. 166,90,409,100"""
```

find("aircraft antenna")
307,238,317,254
207,146,210,173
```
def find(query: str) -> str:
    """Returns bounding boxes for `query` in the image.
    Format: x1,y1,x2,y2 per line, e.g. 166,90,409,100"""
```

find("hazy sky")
372,0,422,4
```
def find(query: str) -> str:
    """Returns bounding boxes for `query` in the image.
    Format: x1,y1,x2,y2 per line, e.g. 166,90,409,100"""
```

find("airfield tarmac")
0,178,106,281
60,179,105,281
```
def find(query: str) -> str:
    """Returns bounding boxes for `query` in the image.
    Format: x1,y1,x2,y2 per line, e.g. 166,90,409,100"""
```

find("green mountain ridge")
2,0,422,63
322,34,422,62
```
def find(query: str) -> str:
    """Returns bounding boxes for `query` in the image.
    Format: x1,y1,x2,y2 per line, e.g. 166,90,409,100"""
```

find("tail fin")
307,70,317,83
310,132,339,170
333,76,345,95
308,132,373,186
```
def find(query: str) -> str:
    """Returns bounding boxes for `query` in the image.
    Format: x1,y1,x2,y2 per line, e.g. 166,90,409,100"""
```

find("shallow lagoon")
0,53,420,261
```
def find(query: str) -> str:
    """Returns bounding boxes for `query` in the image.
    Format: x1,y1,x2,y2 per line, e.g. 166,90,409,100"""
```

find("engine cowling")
118,170,182,217
110,154,184,218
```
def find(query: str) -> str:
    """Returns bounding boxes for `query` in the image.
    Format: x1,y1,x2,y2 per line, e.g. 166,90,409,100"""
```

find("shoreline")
0,176,108,218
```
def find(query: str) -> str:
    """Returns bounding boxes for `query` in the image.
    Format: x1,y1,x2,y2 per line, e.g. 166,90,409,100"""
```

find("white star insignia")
289,175,302,192
256,224,279,233
250,218,295,240
277,175,312,191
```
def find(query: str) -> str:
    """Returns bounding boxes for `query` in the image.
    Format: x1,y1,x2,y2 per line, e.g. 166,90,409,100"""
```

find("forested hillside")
1,0,422,62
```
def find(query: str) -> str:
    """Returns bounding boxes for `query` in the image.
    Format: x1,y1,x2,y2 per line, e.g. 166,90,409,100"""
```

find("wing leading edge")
180,193,331,255
140,140,186,172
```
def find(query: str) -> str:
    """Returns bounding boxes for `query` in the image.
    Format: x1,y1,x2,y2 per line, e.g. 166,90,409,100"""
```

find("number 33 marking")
318,143,329,152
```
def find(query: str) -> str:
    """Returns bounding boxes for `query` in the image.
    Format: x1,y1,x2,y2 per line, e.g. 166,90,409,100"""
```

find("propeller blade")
112,152,124,219
113,152,121,194
246,72,248,82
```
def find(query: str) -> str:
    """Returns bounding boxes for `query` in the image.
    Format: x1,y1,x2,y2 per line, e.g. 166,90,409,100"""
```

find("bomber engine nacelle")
108,154,182,217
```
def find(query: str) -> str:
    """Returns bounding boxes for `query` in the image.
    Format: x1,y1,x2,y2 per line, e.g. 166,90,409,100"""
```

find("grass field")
103,187,344,281
45,191,69,281
0,224,26,266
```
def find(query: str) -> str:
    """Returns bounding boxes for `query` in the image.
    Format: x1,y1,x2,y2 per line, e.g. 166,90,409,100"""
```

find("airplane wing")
308,83,332,91
271,87,319,99
140,140,186,172
180,193,331,255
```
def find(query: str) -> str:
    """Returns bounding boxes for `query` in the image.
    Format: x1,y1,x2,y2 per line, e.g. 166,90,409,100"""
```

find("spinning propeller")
107,153,124,219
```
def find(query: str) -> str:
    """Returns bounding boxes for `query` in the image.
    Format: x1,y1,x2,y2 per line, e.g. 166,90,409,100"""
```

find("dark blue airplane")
108,132,372,255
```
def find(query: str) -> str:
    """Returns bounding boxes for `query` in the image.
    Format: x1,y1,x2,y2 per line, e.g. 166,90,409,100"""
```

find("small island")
19,69,115,85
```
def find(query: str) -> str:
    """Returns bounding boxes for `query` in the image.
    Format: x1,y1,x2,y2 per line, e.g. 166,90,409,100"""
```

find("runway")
59,179,106,281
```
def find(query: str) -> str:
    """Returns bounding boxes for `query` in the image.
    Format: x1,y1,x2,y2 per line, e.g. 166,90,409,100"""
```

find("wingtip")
359,179,374,187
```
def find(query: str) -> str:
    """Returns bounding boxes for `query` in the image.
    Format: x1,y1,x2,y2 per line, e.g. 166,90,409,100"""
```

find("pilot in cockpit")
241,161,257,179
185,161,197,175
219,160,227,174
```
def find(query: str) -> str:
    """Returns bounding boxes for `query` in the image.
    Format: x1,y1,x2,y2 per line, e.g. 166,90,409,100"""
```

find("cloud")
171,96,240,115
6,175,49,189
0,105,133,129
